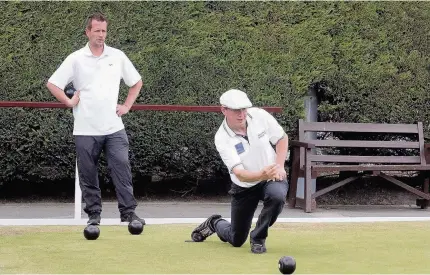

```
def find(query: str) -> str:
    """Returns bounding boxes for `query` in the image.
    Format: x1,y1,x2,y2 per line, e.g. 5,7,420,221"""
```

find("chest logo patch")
235,142,245,154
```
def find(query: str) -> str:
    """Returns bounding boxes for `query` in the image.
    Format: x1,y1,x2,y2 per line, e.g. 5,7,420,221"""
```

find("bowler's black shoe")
250,241,267,254
191,214,222,242
121,212,146,225
87,212,101,225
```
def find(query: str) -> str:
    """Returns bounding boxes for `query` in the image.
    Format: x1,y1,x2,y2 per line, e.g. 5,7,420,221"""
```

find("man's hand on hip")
116,104,130,116
65,91,80,108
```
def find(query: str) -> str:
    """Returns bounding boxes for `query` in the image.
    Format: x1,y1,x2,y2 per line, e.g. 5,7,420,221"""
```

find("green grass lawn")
0,222,429,274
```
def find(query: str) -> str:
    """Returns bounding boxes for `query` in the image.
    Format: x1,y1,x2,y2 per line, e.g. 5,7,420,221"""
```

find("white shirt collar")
83,43,110,57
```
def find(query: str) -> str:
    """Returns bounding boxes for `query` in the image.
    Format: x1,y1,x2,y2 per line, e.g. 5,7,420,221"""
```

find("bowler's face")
222,107,247,128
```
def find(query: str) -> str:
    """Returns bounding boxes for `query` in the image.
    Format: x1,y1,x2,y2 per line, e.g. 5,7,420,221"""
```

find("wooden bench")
288,119,430,212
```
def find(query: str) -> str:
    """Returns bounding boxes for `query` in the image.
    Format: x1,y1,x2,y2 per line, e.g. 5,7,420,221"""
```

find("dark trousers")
214,180,288,247
75,129,137,216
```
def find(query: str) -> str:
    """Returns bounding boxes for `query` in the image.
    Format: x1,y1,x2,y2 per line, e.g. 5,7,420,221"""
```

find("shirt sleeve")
47,54,75,90
259,108,286,145
121,52,142,87
215,136,244,174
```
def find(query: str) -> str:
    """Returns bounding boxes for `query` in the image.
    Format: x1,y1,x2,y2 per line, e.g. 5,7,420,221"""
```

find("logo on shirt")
235,142,245,155
258,131,266,139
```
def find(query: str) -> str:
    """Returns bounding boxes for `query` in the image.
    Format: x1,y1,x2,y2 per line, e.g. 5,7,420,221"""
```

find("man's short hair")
85,12,108,30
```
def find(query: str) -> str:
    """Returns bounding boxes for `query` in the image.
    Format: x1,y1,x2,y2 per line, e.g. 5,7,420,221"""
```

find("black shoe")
250,242,267,254
87,212,101,225
191,214,222,242
121,212,146,225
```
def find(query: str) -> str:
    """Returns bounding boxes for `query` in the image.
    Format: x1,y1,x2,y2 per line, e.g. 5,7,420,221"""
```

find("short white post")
74,160,82,220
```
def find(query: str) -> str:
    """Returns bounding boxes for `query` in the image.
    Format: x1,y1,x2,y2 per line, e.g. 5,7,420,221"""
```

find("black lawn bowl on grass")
278,256,296,274
128,220,144,235
83,225,100,240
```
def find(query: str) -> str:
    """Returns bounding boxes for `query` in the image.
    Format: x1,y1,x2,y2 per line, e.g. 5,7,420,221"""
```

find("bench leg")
304,150,313,213
417,174,429,209
288,147,300,208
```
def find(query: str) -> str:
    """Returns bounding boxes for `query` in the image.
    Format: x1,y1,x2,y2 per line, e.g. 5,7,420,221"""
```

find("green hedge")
1,2,430,194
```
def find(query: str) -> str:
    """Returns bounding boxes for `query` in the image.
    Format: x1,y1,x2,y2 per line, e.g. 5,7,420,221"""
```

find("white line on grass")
2,274,430,275
0,216,430,226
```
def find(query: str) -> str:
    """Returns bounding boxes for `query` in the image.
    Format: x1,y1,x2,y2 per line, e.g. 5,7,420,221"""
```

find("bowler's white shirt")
215,107,287,188
48,43,141,135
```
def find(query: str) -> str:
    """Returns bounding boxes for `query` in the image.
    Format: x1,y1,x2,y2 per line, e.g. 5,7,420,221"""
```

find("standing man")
190,89,289,254
46,12,145,226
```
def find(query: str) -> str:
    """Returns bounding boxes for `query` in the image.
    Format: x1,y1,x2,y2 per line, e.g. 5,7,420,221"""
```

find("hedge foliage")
1,1,430,193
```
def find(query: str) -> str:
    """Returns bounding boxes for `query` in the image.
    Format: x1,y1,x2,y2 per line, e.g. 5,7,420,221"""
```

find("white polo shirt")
48,43,142,136
214,107,287,188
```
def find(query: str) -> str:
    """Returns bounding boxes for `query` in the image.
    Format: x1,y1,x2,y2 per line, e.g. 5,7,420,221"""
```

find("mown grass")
0,222,429,274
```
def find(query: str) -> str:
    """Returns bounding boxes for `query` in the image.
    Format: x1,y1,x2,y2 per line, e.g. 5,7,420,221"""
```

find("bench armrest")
290,140,315,149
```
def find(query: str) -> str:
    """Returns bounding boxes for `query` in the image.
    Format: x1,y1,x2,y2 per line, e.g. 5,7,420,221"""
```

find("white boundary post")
74,160,82,220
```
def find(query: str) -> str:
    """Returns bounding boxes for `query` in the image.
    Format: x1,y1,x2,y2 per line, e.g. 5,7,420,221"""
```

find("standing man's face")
86,19,107,48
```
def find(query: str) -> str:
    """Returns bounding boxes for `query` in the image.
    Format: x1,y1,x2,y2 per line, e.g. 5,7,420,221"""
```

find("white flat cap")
220,89,252,109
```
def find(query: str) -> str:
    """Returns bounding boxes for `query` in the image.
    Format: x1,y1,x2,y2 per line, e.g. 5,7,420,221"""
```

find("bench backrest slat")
309,155,421,164
301,121,419,133
312,140,420,149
